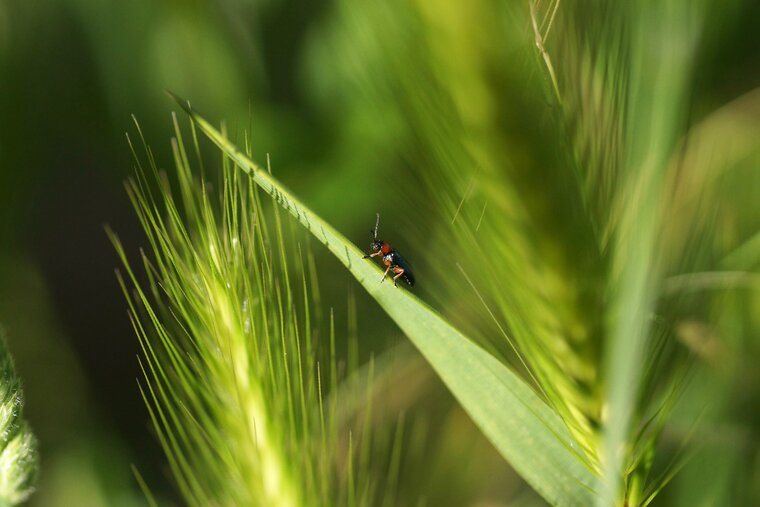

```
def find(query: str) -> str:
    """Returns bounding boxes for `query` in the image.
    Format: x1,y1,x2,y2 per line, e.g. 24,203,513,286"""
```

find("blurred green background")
1,0,758,505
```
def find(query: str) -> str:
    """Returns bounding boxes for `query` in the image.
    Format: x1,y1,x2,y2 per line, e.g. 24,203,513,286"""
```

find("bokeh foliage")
1,0,759,505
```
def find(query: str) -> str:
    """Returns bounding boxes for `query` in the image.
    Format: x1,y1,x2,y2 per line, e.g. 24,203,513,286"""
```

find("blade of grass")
596,0,705,502
170,92,600,506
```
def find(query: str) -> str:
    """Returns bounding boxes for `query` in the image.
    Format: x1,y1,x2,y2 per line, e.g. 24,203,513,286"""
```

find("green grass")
110,0,760,505
0,331,38,506
169,94,601,505
163,0,759,503
109,116,394,507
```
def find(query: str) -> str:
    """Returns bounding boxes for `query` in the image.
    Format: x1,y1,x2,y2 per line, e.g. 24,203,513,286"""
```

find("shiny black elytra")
362,213,415,287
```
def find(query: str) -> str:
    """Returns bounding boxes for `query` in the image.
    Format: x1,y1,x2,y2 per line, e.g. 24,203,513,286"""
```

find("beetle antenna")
373,213,380,239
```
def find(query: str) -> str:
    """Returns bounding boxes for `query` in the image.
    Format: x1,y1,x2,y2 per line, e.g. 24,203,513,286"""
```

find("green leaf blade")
171,94,600,506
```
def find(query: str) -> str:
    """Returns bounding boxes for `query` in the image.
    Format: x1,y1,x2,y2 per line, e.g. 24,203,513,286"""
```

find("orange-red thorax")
379,242,393,255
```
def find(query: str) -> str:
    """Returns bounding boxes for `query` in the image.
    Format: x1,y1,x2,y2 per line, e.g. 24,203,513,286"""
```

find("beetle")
362,213,415,287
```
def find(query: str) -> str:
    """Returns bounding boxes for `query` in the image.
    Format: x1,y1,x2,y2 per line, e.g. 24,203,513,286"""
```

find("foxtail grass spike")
111,116,397,506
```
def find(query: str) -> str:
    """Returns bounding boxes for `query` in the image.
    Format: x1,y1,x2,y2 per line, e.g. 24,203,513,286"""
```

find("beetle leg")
392,268,405,287
363,251,382,259
380,265,391,282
